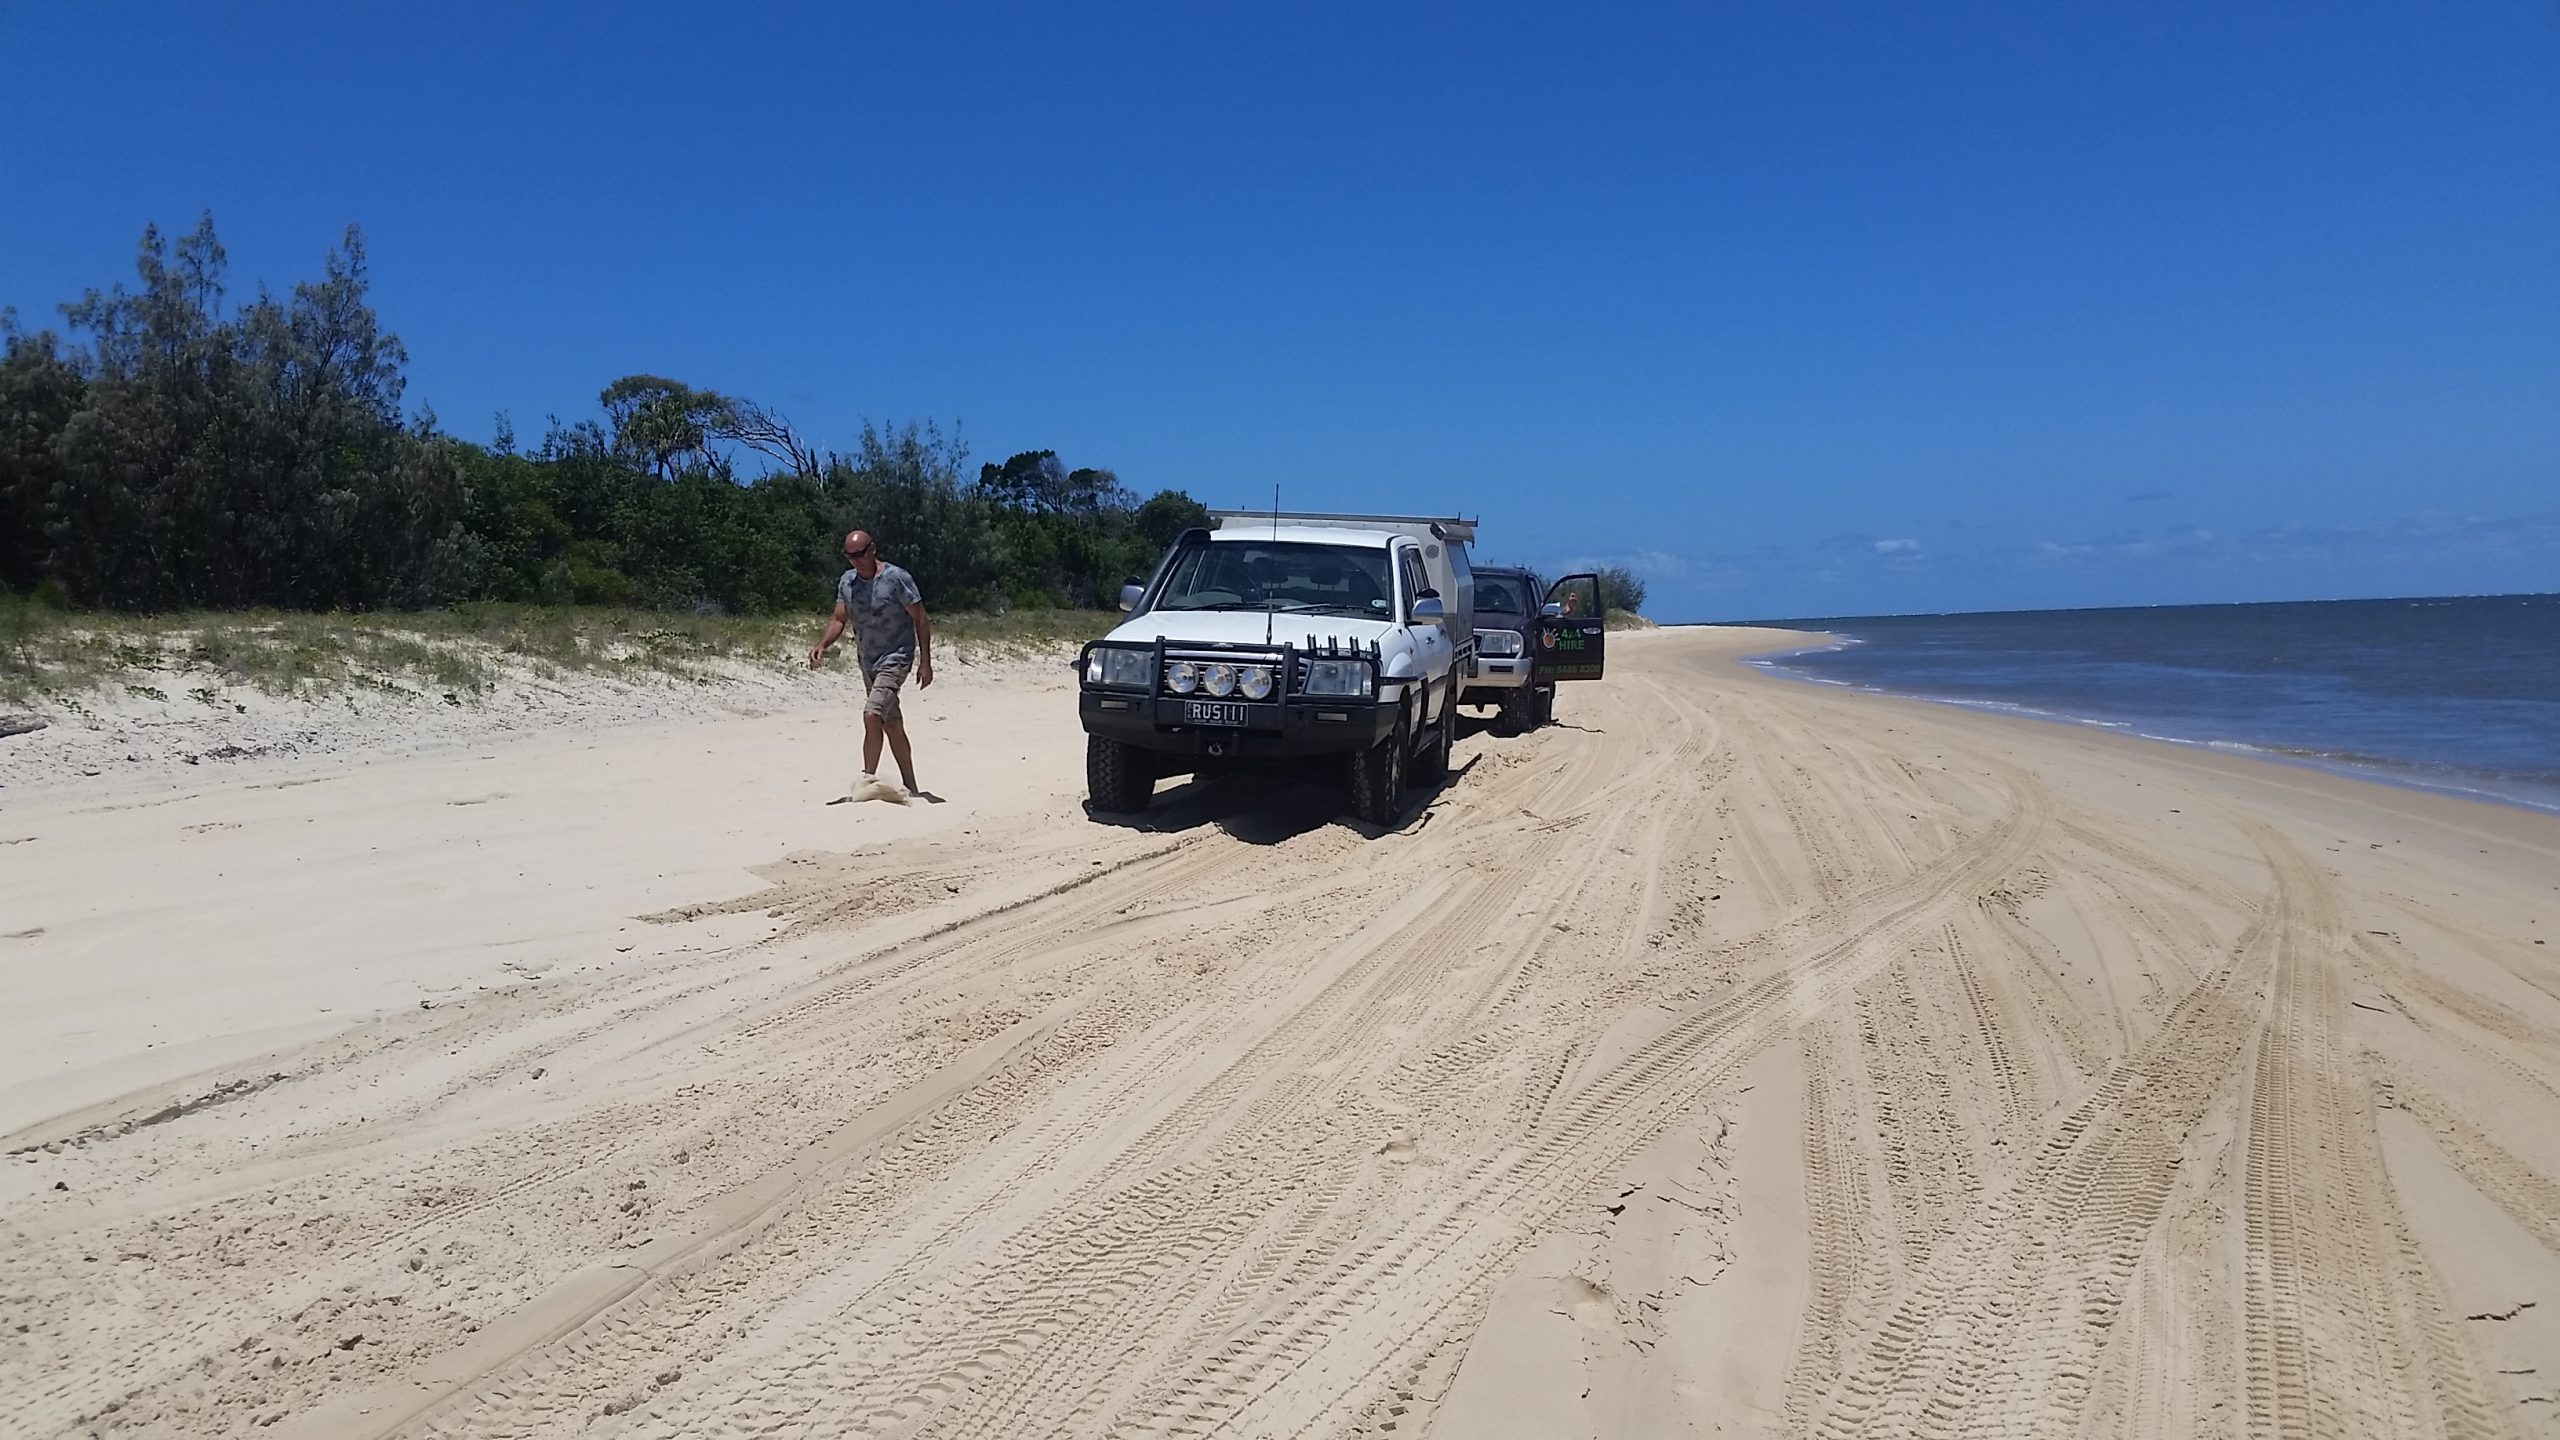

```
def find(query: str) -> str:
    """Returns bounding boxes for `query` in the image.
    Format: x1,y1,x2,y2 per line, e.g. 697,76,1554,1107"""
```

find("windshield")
1476,576,1529,614
1155,541,1395,616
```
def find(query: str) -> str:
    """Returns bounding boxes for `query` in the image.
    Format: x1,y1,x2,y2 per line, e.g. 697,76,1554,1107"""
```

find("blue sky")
3,2,2554,620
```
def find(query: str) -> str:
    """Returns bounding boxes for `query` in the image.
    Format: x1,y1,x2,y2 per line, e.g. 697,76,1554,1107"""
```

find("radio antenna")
1265,483,1280,645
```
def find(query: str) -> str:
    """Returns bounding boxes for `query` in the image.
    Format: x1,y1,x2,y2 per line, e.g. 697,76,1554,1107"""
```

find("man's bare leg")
883,719,919,792
862,712,887,779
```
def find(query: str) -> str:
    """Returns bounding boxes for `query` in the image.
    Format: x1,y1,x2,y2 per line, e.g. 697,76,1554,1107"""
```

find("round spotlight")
1238,665,1274,700
1204,662,1238,697
1167,660,1202,694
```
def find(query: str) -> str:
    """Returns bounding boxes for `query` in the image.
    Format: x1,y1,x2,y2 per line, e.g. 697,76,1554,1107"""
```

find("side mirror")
1411,595,1447,625
1540,602,1564,618
1118,583,1145,613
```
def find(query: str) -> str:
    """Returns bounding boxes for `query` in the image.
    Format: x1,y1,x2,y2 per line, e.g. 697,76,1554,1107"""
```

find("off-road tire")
1086,735,1154,813
1347,715,1408,826
1496,687,1532,736
1412,689,1455,784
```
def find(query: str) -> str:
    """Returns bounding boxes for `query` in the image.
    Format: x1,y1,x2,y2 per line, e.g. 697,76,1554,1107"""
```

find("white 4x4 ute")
1078,511,1475,825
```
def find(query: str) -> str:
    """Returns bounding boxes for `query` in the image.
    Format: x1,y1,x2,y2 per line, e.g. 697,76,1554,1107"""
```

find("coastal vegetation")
1,217,1646,704
1594,565,1646,617
0,216,1212,624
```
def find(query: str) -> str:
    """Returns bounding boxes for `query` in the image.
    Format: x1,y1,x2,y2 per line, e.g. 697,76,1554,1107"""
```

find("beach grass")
0,597,1116,707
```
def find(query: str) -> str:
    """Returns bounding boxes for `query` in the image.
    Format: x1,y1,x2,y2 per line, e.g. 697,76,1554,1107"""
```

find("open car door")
1538,573,1606,681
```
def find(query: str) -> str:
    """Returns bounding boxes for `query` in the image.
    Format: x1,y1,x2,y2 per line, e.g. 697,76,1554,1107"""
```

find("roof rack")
1207,510,1478,543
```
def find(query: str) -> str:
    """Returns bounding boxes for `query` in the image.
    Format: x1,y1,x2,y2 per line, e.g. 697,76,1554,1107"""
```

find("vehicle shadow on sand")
1083,756,1481,844
1457,711,1600,741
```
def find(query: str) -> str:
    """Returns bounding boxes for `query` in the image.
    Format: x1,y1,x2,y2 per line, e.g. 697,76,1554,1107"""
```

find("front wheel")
1086,735,1154,813
1347,715,1408,825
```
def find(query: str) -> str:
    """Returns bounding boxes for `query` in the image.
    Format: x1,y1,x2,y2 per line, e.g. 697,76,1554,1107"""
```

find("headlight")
1085,646,1154,688
1238,665,1275,700
1166,660,1203,694
1475,629,1524,657
1203,662,1238,697
1301,659,1375,698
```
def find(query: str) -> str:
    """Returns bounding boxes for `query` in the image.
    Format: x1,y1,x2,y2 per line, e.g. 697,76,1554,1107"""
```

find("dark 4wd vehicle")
1459,566,1608,732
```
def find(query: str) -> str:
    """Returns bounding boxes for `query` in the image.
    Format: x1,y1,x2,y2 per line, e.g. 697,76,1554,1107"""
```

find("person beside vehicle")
809,529,934,797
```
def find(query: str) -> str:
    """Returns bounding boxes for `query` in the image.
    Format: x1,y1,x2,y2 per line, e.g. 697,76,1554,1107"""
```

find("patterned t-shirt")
837,562,922,672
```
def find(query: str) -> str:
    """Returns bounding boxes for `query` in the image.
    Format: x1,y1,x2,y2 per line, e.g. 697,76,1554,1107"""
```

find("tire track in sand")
1067,772,2054,1437
237,827,1295,1440
331,682,1695,1439
1797,898,2271,1438
595,678,1720,1437
1783,819,2510,1440
2235,823,2504,1440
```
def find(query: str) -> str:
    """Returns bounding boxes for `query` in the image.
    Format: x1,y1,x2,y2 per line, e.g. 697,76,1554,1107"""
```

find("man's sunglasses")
844,544,874,559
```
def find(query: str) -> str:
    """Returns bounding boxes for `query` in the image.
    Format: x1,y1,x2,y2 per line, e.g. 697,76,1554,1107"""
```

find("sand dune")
4,625,2555,1437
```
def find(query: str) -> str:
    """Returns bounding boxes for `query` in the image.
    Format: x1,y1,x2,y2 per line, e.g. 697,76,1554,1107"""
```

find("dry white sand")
3,625,2555,1438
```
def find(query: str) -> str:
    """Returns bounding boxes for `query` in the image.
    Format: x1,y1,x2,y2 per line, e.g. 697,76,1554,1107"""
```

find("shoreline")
1688,628,2560,860
1710,622,2560,820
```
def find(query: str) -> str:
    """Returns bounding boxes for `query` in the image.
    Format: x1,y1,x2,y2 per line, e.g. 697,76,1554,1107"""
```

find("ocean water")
1735,593,2560,814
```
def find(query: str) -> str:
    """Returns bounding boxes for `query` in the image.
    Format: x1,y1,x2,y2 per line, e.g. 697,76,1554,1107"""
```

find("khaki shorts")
862,664,910,721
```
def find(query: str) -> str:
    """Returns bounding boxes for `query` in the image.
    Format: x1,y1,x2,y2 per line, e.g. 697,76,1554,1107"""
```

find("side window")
1547,573,1601,618
1399,551,1428,615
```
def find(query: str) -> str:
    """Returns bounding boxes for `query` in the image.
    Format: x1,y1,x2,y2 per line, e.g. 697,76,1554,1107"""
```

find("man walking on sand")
810,529,934,798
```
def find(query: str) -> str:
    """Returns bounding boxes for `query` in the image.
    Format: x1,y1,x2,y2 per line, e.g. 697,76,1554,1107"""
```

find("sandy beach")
4,623,2556,1438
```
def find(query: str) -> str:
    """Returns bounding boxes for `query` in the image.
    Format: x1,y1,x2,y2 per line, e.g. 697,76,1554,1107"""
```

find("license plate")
1184,700,1251,727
